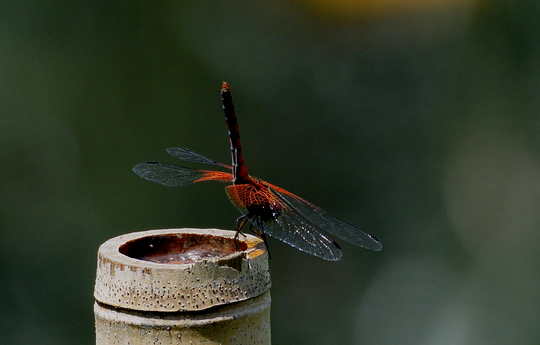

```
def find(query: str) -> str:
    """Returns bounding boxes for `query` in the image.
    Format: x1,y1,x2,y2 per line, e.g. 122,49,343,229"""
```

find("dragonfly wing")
166,148,232,169
133,162,232,186
268,184,382,251
244,204,343,261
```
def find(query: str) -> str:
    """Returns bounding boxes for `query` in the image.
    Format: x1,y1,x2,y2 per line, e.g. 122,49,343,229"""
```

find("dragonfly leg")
247,221,271,260
235,215,271,259
233,216,249,251
258,228,271,259
234,216,248,239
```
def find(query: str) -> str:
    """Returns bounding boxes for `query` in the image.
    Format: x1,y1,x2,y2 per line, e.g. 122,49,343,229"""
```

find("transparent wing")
267,183,382,251
256,207,343,261
133,162,232,186
166,148,232,169
234,193,342,261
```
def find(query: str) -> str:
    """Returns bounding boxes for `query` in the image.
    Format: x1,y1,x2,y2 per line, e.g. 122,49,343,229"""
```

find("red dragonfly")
133,82,382,261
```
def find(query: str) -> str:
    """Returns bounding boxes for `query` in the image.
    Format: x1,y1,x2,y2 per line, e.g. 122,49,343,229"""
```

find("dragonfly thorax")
225,183,282,223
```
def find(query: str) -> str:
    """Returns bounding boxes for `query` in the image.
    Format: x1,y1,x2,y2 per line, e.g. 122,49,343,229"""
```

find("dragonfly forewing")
268,184,382,251
166,147,231,169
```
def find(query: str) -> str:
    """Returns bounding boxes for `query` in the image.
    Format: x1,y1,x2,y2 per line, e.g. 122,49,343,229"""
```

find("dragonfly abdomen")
221,82,249,185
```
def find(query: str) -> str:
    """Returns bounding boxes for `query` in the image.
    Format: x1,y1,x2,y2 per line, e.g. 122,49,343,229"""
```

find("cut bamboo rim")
94,228,271,345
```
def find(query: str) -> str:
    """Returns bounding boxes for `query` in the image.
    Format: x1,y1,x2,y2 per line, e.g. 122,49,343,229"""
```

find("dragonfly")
133,82,382,261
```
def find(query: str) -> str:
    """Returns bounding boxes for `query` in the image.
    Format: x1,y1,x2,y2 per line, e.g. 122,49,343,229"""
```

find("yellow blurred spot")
302,0,470,18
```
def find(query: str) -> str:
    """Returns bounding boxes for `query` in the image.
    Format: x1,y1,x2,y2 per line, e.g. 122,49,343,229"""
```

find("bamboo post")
94,228,271,345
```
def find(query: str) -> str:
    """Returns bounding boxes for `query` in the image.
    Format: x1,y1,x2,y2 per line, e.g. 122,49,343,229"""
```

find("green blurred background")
2,0,540,344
